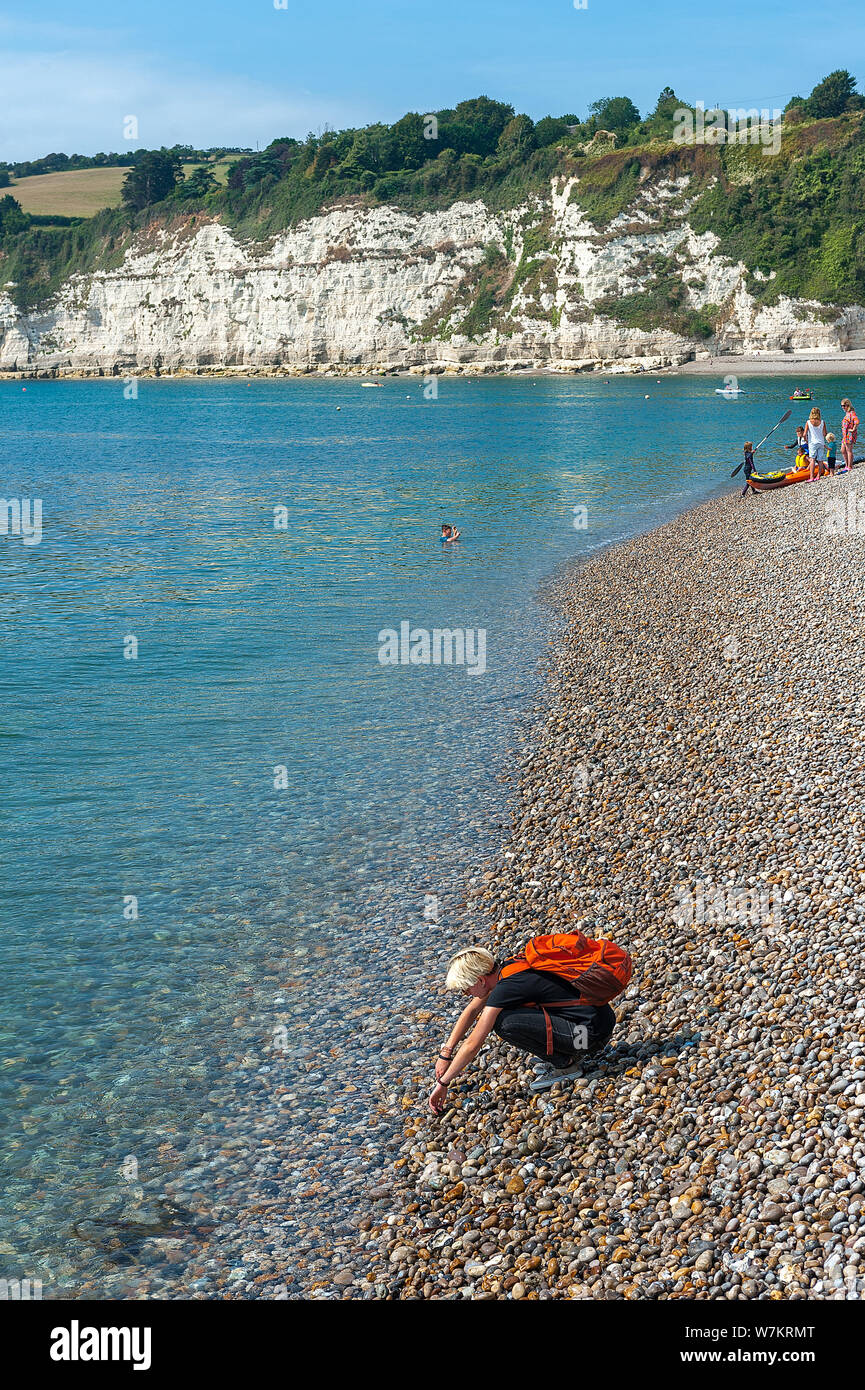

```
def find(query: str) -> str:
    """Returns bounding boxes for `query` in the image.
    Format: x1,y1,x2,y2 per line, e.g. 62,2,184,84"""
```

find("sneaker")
529,1061,583,1093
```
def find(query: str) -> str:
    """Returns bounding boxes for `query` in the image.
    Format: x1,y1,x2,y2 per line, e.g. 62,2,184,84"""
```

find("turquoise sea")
1,371,858,1293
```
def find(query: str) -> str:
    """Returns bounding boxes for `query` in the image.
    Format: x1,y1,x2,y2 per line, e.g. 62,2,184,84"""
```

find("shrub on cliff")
0,193,28,237
595,252,719,338
0,206,127,312
688,124,865,305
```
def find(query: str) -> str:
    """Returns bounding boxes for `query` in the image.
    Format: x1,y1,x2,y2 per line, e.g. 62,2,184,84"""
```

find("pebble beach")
345,461,865,1301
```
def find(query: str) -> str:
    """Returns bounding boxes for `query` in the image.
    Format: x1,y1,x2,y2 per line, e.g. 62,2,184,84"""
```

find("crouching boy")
429,932,632,1112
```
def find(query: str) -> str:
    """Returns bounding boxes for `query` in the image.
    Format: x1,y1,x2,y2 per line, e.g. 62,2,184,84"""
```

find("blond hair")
445,946,495,992
809,406,821,421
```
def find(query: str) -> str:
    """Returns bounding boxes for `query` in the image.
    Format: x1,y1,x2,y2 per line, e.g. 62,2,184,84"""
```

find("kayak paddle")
730,410,792,477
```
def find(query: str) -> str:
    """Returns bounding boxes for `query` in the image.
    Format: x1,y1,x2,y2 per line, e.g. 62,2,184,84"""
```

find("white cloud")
0,49,363,159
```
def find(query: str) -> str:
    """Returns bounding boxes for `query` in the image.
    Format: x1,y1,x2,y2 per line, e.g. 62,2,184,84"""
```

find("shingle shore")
358,466,865,1300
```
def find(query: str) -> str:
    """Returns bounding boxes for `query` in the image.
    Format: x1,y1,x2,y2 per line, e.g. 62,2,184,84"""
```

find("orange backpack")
499,931,633,1007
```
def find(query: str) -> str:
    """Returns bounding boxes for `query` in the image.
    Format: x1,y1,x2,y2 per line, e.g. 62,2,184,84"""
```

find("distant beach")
676,351,865,377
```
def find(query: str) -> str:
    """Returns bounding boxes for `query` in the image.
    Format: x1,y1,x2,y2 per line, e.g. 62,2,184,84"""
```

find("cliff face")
2,173,864,375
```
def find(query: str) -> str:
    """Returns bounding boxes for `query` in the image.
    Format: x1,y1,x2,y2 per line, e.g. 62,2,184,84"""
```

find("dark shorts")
494,1003,616,1067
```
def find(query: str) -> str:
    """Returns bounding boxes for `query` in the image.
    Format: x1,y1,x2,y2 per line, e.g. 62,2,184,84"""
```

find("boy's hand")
429,1082,448,1114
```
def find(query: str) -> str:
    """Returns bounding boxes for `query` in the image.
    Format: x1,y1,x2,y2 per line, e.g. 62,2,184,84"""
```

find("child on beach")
741,441,755,497
826,433,837,472
793,436,808,471
841,399,859,473
429,935,628,1109
805,407,827,481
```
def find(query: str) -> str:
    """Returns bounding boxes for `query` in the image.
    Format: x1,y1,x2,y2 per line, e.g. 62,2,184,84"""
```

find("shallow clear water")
1,371,852,1290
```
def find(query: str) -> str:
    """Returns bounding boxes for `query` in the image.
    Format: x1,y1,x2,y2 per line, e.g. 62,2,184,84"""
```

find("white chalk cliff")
2,173,864,374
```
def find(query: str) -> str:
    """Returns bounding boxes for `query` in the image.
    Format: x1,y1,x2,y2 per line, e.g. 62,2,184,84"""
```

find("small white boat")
715,387,744,395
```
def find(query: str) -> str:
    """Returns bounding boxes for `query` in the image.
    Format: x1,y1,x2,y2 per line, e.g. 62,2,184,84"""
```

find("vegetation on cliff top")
1,75,864,322
0,145,249,181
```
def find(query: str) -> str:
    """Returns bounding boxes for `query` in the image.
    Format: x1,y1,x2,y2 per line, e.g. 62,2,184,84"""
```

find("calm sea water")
1,371,855,1291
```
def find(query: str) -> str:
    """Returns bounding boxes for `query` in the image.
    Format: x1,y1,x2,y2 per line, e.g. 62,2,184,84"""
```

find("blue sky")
2,0,863,160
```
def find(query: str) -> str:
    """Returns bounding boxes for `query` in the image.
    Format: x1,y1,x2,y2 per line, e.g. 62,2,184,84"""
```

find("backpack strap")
542,1007,552,1057
521,998,587,1056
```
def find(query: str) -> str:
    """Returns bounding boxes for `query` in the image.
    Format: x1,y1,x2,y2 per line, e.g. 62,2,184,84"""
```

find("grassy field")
9,168,127,216
9,157,237,217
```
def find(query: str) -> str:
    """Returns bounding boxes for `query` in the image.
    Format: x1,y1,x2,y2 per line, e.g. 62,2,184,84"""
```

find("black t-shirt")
487,967,589,1022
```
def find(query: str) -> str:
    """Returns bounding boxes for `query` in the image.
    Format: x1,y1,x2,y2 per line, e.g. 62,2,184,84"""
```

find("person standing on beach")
841,399,859,473
805,407,827,482
741,441,755,497
429,940,624,1111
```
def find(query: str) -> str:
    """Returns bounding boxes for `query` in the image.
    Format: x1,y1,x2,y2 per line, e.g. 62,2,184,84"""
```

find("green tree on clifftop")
587,96,641,138
438,97,515,157
642,86,689,139
122,150,182,211
179,165,218,198
497,115,537,157
806,70,862,119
